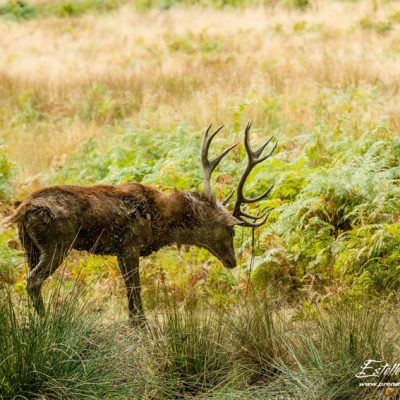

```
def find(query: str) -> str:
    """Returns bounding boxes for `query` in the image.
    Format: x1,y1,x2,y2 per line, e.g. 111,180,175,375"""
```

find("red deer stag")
12,122,277,324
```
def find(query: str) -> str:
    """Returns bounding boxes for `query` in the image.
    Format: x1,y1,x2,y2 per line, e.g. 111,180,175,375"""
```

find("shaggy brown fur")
12,183,240,322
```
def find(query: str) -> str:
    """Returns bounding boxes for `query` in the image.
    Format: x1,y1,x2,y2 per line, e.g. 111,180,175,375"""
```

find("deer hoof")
129,314,147,328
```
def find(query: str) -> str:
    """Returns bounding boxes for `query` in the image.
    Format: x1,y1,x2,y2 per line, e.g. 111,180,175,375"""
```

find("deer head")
193,122,277,269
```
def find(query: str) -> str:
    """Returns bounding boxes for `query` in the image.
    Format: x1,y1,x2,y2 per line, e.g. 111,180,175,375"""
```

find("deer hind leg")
19,228,42,312
27,244,66,315
20,228,41,273
118,250,145,325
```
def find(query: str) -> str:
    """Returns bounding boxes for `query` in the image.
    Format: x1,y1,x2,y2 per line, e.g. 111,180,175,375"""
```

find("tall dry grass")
1,0,400,177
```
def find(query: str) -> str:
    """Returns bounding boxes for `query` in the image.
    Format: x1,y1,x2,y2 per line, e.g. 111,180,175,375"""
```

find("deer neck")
149,189,203,248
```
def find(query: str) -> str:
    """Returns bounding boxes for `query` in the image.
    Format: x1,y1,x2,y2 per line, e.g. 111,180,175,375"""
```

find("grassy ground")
1,286,398,399
1,0,400,398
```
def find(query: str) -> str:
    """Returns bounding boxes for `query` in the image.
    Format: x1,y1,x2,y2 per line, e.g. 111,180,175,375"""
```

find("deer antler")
232,122,277,228
202,124,238,199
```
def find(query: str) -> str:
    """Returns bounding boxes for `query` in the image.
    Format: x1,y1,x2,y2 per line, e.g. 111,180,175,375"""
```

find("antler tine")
244,122,277,163
213,142,238,168
232,122,277,228
236,209,271,228
254,136,274,158
244,210,271,228
258,140,278,163
241,184,274,204
238,209,268,220
204,123,213,137
244,121,253,162
208,124,224,142
222,188,235,206
202,124,238,198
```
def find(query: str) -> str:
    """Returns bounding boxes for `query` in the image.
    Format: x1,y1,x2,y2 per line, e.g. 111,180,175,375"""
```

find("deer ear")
224,214,244,226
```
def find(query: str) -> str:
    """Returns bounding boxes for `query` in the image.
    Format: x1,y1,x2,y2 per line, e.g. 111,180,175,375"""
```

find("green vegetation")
0,289,142,399
46,110,400,300
135,0,310,10
0,146,13,202
359,16,393,33
0,0,310,20
0,0,121,20
0,288,396,399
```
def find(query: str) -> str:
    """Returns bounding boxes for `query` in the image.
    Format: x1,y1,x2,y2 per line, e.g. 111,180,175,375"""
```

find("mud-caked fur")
12,183,241,323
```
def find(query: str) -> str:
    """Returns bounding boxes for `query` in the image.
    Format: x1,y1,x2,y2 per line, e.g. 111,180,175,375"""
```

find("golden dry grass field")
1,0,400,177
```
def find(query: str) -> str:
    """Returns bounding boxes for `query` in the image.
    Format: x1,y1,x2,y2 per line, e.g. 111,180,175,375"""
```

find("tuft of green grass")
0,287,146,399
264,302,396,400
0,1,37,21
359,17,393,33
283,0,309,9
227,295,287,385
147,301,236,397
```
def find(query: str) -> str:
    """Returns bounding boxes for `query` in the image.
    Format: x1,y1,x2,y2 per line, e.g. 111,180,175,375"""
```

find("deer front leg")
118,250,145,325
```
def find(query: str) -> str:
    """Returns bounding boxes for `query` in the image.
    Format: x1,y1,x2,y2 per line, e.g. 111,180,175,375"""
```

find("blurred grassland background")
1,0,400,398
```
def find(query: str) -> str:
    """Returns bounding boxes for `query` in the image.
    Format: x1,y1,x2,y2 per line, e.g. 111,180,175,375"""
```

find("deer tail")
9,202,55,225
